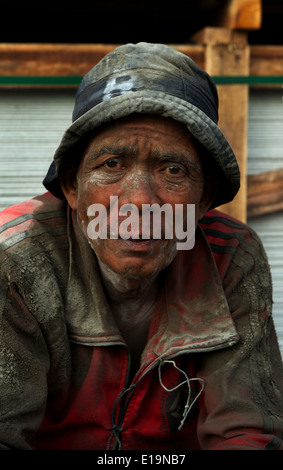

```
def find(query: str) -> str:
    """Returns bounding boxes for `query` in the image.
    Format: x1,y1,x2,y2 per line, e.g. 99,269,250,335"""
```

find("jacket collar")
65,211,239,360
141,226,239,369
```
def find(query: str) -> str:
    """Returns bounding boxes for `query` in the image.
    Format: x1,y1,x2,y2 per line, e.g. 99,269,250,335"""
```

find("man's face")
63,114,210,279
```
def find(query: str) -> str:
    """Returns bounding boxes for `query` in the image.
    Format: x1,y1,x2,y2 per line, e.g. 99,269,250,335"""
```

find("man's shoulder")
0,192,68,254
199,208,254,242
199,208,266,278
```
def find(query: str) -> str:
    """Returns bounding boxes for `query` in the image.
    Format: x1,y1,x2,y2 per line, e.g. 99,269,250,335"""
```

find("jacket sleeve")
0,249,70,450
0,284,49,449
197,227,283,450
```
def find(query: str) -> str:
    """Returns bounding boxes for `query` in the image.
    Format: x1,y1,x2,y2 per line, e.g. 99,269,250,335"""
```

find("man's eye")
101,158,127,170
104,159,119,168
164,165,184,175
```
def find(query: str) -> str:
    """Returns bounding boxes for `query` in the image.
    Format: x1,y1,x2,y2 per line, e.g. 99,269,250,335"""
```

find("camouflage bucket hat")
43,42,240,208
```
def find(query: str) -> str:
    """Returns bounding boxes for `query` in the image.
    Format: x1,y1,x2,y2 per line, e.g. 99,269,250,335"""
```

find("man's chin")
90,238,178,279
106,261,163,280
102,252,177,281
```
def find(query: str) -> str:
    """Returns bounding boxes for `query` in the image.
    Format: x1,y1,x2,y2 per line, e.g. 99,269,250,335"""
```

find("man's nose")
120,170,159,208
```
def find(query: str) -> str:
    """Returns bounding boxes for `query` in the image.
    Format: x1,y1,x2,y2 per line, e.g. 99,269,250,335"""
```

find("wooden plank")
250,45,283,77
193,28,250,222
247,169,283,218
0,44,118,77
1,42,283,81
0,43,205,78
191,26,247,46
215,0,262,30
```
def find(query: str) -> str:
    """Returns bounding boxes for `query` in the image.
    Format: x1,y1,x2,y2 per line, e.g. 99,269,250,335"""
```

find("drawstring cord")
107,388,126,450
107,360,204,448
107,424,123,451
158,359,205,431
107,385,136,450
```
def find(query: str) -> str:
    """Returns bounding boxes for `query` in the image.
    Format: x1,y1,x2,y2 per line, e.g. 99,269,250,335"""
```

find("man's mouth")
116,236,165,252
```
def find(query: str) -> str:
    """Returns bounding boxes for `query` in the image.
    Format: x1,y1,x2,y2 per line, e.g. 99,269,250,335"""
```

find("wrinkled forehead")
82,113,201,158
77,114,205,181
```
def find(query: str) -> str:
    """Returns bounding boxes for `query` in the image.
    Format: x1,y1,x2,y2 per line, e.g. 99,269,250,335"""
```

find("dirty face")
62,114,211,279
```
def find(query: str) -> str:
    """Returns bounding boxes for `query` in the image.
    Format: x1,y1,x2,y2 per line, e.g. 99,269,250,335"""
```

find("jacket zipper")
108,345,134,450
108,347,161,450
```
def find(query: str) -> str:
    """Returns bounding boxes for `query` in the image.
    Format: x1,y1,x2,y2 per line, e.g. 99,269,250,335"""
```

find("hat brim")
43,90,240,209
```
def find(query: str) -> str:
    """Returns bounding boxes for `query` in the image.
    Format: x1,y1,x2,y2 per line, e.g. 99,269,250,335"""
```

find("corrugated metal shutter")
0,88,282,354
0,90,75,211
247,89,283,174
248,89,283,355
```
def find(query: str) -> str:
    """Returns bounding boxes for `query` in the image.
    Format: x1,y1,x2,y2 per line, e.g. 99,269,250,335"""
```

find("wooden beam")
0,43,205,78
247,169,283,218
0,43,282,82
250,45,283,77
192,27,250,222
0,44,118,77
215,0,262,30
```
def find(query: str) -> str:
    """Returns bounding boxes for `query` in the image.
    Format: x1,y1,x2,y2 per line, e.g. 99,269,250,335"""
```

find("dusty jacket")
0,192,283,450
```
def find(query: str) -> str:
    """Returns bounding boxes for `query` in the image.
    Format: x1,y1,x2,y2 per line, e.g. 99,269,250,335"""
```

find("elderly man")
0,43,283,451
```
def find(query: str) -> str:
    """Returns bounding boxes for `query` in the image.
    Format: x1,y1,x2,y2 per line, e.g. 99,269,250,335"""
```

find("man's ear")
198,173,219,220
60,163,79,210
